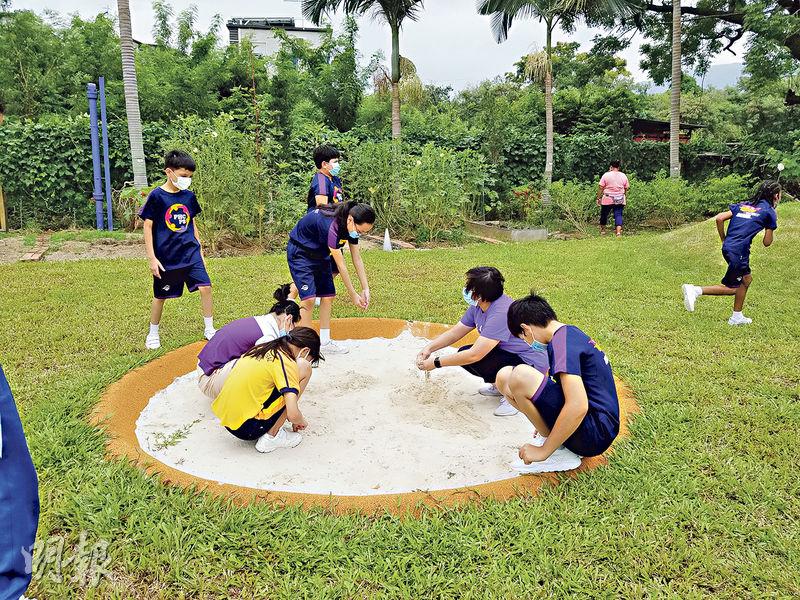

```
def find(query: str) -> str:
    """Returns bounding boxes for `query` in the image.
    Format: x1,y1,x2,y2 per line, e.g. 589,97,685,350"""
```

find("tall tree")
478,0,638,189
302,0,424,139
118,0,148,186
669,0,681,178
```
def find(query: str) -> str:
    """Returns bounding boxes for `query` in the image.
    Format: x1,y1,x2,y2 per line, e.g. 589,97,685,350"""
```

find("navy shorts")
153,262,211,299
287,242,336,300
531,378,619,457
226,390,286,441
721,248,751,289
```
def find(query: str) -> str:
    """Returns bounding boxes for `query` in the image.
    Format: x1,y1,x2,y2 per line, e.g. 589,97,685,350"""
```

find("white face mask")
173,175,192,190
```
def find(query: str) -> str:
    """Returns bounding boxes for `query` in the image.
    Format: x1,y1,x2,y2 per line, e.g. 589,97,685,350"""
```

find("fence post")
99,77,114,231
87,83,104,230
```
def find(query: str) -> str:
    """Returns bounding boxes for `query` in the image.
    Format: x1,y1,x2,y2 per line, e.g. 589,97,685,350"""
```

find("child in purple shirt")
197,284,305,399
416,267,548,417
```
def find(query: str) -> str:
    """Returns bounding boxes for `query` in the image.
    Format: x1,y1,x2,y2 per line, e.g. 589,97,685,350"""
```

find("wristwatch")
434,357,442,369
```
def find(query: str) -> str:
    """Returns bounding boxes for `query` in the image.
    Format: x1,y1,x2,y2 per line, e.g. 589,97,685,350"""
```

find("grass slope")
1,204,798,598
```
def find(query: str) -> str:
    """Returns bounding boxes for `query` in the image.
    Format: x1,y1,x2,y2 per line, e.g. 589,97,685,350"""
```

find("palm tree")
669,0,681,178
478,0,637,190
117,0,148,187
302,0,424,140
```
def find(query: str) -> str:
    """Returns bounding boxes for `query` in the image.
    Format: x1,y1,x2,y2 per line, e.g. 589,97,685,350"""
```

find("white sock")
149,323,159,335
732,311,743,319
694,286,703,295
320,328,331,344
204,316,214,330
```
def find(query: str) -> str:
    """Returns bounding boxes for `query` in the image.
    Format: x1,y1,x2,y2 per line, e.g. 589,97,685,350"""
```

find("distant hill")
645,63,744,93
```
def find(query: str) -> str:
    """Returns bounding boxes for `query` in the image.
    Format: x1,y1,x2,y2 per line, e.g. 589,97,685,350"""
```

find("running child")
500,293,620,473
287,202,375,354
212,327,322,453
197,284,307,399
682,180,781,325
141,150,214,349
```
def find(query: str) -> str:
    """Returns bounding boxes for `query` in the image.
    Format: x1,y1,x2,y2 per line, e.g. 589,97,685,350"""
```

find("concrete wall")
235,28,326,56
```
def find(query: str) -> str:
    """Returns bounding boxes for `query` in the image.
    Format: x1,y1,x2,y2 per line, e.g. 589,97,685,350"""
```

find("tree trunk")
390,23,401,140
118,0,148,187
669,0,681,179
543,20,554,204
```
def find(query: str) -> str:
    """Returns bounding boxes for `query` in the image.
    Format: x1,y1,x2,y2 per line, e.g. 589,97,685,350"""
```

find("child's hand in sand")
417,357,435,372
288,410,308,431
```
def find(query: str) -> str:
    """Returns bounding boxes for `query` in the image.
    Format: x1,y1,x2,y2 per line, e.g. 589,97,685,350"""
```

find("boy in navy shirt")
306,145,344,210
500,294,620,473
140,150,215,349
682,180,781,325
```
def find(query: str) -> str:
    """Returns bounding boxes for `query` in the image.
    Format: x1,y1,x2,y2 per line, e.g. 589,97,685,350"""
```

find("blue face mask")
462,288,478,307
526,330,547,352
329,162,341,177
278,329,288,338
349,230,360,240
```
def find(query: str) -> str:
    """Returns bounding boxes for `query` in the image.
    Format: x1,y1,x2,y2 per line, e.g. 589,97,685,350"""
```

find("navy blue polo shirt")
139,187,203,270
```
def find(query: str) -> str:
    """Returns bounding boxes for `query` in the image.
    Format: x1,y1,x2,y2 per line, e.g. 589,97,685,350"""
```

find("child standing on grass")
500,294,620,473
307,145,344,210
682,180,781,326
212,327,322,453
287,202,375,355
140,150,215,350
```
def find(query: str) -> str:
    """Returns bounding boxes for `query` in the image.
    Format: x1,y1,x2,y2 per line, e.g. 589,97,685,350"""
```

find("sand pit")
136,331,534,495
93,318,638,513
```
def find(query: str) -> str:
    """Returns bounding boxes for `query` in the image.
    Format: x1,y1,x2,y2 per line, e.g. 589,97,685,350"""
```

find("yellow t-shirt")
211,351,300,430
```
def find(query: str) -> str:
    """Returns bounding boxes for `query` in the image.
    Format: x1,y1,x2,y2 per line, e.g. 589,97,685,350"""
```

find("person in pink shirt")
597,160,630,237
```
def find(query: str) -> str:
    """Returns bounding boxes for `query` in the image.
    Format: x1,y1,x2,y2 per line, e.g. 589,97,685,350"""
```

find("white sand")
135,331,535,495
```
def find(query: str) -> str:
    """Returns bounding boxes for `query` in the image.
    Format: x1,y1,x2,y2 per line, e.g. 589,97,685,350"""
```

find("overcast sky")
14,0,745,90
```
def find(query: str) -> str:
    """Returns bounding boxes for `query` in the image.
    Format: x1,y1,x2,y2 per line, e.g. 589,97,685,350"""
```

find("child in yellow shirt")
212,327,322,453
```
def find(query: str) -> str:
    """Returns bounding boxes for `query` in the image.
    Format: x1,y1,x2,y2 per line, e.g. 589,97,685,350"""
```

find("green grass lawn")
2,205,799,598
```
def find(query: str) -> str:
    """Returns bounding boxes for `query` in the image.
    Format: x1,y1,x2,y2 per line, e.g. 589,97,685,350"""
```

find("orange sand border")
90,318,639,515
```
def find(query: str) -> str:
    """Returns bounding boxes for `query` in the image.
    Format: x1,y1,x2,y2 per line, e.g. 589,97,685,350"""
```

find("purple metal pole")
87,83,104,230
99,77,114,231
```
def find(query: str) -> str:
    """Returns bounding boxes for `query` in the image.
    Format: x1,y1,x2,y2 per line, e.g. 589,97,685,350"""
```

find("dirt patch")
44,239,146,262
0,237,28,264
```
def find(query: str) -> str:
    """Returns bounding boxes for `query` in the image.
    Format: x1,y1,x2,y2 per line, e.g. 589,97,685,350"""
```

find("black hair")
747,180,781,207
313,145,340,169
323,201,376,240
243,326,323,366
269,283,301,323
164,149,196,172
465,266,504,303
610,160,621,169
507,293,558,336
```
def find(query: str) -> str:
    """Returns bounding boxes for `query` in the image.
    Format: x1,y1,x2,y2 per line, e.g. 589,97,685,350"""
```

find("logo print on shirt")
165,203,191,233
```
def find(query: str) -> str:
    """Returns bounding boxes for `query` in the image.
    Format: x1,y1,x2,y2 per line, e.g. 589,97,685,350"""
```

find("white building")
226,18,328,56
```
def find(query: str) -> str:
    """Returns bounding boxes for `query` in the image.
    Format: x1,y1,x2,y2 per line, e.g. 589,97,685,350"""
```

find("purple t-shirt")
197,315,279,375
460,294,548,373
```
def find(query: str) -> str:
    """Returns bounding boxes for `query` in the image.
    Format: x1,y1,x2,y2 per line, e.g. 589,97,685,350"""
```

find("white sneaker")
479,383,503,397
255,427,302,453
321,340,349,354
531,431,547,447
145,331,161,350
511,446,582,474
493,398,519,417
682,284,700,312
204,327,216,341
728,314,753,326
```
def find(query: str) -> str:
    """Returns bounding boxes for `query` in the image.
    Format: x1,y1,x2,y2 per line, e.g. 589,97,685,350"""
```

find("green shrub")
160,113,305,249
346,141,493,241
